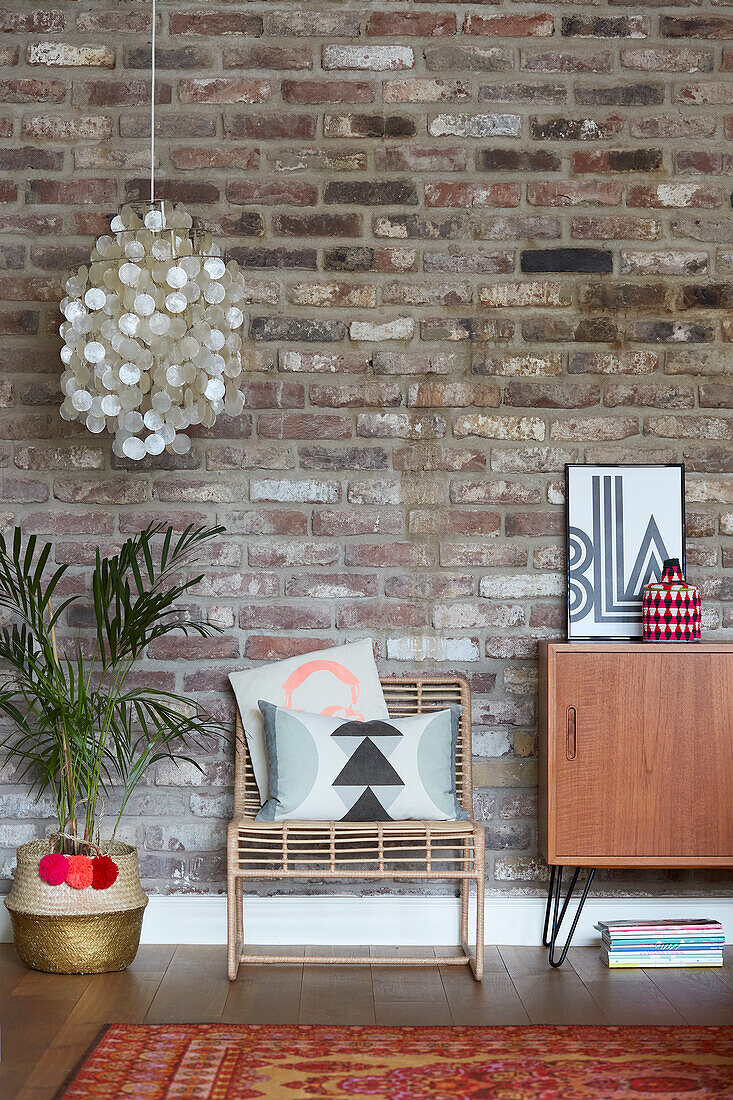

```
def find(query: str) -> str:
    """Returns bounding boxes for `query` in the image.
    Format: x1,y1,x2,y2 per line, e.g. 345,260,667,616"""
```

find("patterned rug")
61,1024,733,1099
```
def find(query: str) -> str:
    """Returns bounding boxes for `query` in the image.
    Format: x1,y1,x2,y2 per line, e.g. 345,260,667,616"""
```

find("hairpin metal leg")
543,864,596,968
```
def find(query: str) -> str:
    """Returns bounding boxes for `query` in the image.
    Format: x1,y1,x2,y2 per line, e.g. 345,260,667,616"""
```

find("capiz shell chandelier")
59,0,246,460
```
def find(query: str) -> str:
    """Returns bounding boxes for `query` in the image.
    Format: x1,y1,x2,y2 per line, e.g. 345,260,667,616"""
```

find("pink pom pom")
65,854,94,889
39,853,69,886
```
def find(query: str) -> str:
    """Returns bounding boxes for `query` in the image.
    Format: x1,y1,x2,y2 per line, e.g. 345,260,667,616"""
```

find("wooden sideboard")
539,642,733,869
538,642,733,965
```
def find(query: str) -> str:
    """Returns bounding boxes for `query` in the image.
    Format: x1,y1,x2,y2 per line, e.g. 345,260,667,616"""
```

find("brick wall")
0,1,732,899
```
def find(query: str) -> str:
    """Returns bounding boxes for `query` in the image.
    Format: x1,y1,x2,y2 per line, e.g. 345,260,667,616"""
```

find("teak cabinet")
539,642,733,869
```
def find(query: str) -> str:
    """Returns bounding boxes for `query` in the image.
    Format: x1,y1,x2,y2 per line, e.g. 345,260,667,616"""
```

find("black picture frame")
565,463,686,642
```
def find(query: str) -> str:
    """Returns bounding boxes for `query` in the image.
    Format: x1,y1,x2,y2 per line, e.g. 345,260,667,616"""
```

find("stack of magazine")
596,919,724,968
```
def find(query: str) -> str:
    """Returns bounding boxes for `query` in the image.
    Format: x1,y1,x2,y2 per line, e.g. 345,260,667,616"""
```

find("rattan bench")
226,675,485,980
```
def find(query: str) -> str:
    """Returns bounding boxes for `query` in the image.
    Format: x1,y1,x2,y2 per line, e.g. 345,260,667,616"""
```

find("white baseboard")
2,893,731,947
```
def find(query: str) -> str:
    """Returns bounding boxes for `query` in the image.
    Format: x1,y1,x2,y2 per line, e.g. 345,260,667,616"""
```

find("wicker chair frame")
226,675,485,980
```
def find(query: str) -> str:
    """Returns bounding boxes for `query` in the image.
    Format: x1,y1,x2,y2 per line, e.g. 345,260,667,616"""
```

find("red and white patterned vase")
642,558,701,642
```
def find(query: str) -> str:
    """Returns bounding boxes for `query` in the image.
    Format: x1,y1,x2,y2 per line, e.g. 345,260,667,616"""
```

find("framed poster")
566,464,685,641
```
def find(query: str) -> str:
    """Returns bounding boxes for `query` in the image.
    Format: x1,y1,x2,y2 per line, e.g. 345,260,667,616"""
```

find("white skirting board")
2,893,732,946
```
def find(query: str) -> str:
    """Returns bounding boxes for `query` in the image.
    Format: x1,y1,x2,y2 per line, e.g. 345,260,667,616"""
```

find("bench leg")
460,876,470,946
472,862,485,981
227,872,241,981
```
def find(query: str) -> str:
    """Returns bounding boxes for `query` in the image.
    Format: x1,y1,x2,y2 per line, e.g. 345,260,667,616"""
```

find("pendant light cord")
150,0,156,203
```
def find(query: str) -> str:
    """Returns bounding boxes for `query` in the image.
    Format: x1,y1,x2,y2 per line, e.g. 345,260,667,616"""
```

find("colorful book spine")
597,918,725,969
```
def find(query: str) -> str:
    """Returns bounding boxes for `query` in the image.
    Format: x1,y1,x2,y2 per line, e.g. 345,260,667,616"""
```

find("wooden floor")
2,943,732,1098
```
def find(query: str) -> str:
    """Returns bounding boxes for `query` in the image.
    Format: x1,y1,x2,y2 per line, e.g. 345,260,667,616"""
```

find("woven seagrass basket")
4,839,148,974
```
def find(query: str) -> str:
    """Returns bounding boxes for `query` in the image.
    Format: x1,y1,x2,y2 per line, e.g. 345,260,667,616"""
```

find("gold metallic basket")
5,839,148,974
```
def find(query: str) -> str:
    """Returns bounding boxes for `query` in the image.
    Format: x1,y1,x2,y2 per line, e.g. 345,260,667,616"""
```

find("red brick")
0,276,62,301
22,509,115,536
0,309,37,335
124,179,219,204
385,574,474,600
52,478,148,505
409,509,501,536
627,183,723,208
466,14,554,37
258,413,352,440
0,79,65,103
299,446,388,471
661,16,733,39
119,509,209,534
244,636,336,661
22,114,112,141
313,508,404,536
76,12,151,34
393,443,486,473
529,181,624,207
223,45,313,71
239,604,330,630
572,149,663,173
227,180,316,207
310,382,401,408
282,80,374,105
225,510,307,535
179,78,270,105
550,416,640,442
383,79,472,103
248,541,339,568
266,13,361,38
367,12,456,37
0,10,65,32
344,543,438,568
227,113,316,140
73,79,172,107
505,512,564,536
522,50,612,74
376,145,467,173
170,12,263,36
450,480,541,506
336,601,426,630
571,216,661,240
425,182,520,208
149,636,239,661
169,147,260,171
286,574,378,599
28,178,116,205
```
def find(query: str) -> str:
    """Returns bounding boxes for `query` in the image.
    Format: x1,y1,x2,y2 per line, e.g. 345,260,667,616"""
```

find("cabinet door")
551,651,733,865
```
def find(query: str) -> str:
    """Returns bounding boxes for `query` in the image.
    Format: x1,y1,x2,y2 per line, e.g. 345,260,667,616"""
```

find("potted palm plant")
1,523,225,973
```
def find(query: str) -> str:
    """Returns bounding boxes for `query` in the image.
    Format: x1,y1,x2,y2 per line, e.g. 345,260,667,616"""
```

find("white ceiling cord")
150,0,156,202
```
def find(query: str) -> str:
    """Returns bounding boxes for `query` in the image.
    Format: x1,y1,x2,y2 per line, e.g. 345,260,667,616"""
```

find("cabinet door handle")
566,707,577,760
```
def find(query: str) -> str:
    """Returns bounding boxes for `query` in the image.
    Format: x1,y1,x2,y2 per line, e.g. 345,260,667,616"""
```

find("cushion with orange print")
229,639,389,803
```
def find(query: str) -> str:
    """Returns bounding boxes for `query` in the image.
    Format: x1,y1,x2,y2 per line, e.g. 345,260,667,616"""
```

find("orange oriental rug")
60,1024,733,1099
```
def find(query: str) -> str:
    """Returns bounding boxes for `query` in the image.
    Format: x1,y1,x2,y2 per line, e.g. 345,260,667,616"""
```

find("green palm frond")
0,523,227,852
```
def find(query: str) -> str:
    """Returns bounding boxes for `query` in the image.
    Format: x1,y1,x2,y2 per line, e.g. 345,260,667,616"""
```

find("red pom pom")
92,855,119,890
39,853,69,886
66,854,94,889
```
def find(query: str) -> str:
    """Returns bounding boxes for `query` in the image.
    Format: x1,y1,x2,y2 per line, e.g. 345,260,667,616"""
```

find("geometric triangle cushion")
256,701,468,821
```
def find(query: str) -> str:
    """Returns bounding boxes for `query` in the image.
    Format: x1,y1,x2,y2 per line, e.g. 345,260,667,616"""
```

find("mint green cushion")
257,703,468,822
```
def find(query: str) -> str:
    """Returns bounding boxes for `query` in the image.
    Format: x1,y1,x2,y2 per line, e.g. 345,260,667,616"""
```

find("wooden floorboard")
644,965,733,1025
299,946,375,1024
0,943,730,1099
371,946,452,1025
499,945,609,1025
222,947,305,1025
440,946,530,1025
144,945,229,1024
567,948,685,1025
1,970,93,1100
